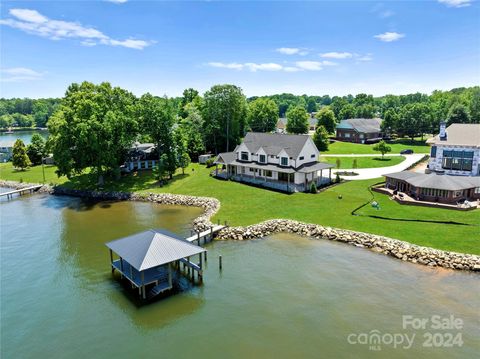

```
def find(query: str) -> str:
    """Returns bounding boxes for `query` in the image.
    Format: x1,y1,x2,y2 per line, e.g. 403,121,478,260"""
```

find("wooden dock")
0,185,43,199
185,224,226,246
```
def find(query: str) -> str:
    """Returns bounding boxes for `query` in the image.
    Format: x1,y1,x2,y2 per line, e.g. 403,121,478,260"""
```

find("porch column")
287,172,290,192
141,271,146,299
329,168,332,182
168,263,172,287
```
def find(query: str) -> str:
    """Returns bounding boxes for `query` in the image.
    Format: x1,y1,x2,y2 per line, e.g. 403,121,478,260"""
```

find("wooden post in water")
109,249,114,273
219,255,222,270
204,250,207,262
199,253,203,284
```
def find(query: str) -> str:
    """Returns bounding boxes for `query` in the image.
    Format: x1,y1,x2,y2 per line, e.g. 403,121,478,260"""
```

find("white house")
214,132,334,192
427,123,480,176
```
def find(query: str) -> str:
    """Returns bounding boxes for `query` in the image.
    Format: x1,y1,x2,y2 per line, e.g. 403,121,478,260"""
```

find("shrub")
205,158,215,168
310,182,317,194
335,173,341,183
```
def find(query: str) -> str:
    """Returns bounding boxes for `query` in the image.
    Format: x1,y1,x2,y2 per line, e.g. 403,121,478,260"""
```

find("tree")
174,127,191,174
179,88,200,118
398,103,432,140
203,84,247,153
12,139,31,170
48,82,138,185
381,109,399,137
339,104,356,120
286,106,309,134
312,125,329,151
137,94,177,179
352,159,358,169
181,102,206,159
315,107,336,134
26,133,46,165
306,97,317,113
178,152,191,174
373,140,391,158
447,104,471,125
335,158,341,169
247,98,278,132
355,104,376,118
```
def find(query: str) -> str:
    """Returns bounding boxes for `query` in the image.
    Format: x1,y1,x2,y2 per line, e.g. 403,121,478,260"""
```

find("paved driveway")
331,154,427,180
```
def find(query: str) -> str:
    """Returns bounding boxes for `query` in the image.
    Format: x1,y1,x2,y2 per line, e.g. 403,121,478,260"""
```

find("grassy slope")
320,156,406,169
326,138,431,154
2,162,478,254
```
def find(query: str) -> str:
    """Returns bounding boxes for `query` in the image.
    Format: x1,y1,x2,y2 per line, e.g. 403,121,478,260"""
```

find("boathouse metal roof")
105,229,205,271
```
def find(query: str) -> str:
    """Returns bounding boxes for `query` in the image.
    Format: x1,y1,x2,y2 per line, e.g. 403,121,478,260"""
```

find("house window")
281,157,288,166
475,187,480,194
265,170,272,177
259,154,266,163
241,151,248,161
311,154,315,158
299,156,304,160
430,146,437,158
442,150,474,171
359,134,364,139
345,133,350,138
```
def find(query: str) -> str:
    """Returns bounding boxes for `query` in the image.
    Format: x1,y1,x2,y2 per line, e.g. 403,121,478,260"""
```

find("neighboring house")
214,132,334,193
276,116,317,134
0,143,13,162
124,142,158,171
426,123,480,176
335,118,382,143
383,171,480,205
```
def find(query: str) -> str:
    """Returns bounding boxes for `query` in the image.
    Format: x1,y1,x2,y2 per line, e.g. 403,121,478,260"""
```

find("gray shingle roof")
215,152,236,164
242,132,312,158
384,171,480,191
105,229,205,271
338,118,382,134
427,124,480,147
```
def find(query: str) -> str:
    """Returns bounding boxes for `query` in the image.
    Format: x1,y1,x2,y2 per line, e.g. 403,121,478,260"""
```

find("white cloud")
1,67,44,82
207,62,244,70
106,0,128,3
356,54,373,62
283,66,301,72
320,52,352,59
295,61,323,71
380,10,395,18
276,47,308,56
0,8,153,49
244,63,283,72
374,31,405,42
438,0,471,7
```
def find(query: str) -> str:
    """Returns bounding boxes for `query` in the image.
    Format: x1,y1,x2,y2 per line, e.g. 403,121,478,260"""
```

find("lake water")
1,192,479,358
0,129,49,146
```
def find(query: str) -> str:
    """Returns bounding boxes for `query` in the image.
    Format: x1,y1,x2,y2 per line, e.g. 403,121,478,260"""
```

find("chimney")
439,121,447,140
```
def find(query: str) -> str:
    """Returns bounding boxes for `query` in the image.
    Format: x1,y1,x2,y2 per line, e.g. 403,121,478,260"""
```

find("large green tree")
12,139,31,170
180,102,206,160
137,94,178,178
339,104,356,120
312,125,329,151
381,109,399,137
286,106,309,134
447,104,471,125
48,82,138,185
315,107,336,134
26,133,46,165
203,84,247,153
247,98,278,132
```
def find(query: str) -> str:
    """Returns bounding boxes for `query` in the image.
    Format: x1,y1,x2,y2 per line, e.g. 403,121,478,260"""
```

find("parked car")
400,149,414,155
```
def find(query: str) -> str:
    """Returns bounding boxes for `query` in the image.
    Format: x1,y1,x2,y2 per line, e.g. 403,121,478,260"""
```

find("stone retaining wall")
1,180,479,272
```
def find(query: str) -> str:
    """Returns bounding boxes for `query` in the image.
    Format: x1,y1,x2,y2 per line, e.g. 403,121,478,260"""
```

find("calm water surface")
0,130,48,146
1,192,479,358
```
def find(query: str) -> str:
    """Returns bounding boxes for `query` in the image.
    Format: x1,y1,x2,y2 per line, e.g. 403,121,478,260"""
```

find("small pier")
0,185,43,199
185,224,226,245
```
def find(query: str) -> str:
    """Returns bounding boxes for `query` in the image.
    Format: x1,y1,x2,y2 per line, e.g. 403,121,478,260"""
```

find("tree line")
0,98,61,128
7,83,480,185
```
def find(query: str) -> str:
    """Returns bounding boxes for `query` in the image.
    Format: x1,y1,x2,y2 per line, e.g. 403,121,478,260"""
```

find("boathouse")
106,229,206,300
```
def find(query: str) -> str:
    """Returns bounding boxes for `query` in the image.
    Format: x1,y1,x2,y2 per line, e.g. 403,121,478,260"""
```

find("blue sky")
1,0,479,98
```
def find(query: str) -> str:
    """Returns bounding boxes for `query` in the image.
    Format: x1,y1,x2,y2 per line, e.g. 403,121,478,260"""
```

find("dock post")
197,232,200,246
204,250,207,262
219,255,222,270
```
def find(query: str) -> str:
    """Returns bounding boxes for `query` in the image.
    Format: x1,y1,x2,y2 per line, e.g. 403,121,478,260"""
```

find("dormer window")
240,151,248,161
281,157,288,166
259,154,266,163
299,156,304,160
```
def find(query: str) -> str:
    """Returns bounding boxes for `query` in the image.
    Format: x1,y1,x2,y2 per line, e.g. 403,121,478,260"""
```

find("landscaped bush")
205,158,215,168
310,182,317,194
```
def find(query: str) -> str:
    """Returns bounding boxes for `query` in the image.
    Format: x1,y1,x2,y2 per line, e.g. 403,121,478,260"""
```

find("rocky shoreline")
1,180,479,272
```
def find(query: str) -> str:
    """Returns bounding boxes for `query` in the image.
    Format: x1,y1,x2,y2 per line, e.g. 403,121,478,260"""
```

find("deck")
0,185,43,199
185,225,226,244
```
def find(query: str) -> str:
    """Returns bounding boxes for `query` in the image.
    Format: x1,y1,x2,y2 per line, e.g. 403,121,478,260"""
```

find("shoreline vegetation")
1,162,479,256
1,178,479,272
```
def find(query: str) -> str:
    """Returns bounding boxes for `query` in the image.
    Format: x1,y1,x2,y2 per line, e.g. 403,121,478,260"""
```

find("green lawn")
327,138,431,154
0,164,68,185
320,156,406,169
1,162,478,255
